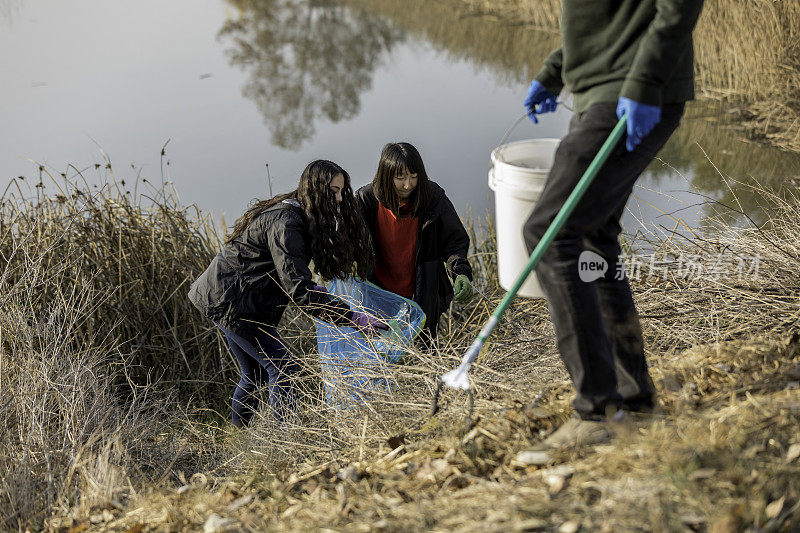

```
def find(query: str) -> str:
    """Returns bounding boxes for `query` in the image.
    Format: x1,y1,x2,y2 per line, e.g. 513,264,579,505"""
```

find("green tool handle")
478,115,628,349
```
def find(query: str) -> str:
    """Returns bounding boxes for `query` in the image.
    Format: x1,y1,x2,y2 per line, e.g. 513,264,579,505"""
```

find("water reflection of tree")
219,0,402,150
339,0,559,85
0,0,25,28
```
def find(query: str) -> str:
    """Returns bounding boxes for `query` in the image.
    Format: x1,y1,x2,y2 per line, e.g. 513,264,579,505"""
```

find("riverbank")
453,0,800,154
2,168,799,530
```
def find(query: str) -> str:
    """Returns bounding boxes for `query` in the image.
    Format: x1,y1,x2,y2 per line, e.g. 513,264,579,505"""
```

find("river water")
2,0,798,238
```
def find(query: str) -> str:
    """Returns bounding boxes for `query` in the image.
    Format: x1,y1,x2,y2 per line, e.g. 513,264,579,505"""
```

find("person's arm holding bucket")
524,47,563,123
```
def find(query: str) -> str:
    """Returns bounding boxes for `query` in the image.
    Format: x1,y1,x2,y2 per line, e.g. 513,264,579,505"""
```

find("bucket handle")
495,99,574,164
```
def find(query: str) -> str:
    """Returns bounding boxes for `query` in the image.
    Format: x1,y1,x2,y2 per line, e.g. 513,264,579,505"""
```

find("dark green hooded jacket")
535,0,704,112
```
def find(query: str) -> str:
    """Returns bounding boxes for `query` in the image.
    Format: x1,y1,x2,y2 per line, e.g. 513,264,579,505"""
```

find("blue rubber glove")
523,80,558,124
616,97,662,152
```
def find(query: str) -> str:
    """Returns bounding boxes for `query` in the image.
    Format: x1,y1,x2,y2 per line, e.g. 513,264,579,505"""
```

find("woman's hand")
350,310,389,335
453,274,474,303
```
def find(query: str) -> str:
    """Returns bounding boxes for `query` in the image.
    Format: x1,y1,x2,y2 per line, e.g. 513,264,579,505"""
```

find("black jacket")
188,200,353,333
356,181,473,333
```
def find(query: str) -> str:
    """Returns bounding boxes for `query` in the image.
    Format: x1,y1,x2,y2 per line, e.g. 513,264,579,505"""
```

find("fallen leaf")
709,514,739,533
542,466,574,494
558,520,579,533
680,513,706,528
515,450,551,466
766,496,786,519
414,458,450,481
689,468,717,481
546,474,569,494
743,444,765,459
337,465,361,482
786,443,800,463
204,513,236,533
710,504,744,533
515,517,547,530
228,494,254,511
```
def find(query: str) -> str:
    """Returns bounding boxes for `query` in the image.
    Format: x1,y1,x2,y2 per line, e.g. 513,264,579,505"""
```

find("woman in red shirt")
356,142,474,342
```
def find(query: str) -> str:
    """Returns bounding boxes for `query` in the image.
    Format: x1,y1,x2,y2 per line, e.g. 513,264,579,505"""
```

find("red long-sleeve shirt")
373,202,418,299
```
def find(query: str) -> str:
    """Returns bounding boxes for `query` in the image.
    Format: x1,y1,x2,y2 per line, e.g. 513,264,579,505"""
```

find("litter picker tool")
431,114,628,416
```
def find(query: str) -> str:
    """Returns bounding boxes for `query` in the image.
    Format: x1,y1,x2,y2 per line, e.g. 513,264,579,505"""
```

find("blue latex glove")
523,80,558,124
616,97,662,152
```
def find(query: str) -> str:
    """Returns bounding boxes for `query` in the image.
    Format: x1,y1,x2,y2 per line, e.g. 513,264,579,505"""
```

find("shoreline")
451,0,800,154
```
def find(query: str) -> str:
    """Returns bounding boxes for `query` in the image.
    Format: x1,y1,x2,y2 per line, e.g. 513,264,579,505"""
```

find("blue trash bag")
314,278,426,409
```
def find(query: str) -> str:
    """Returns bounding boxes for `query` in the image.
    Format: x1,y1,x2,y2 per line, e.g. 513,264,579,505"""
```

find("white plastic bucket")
488,138,560,298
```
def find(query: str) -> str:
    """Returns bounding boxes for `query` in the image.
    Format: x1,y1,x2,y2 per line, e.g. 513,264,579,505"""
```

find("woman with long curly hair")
189,160,385,427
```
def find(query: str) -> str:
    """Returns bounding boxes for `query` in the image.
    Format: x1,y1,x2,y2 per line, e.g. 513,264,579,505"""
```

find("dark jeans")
218,323,299,427
523,102,684,419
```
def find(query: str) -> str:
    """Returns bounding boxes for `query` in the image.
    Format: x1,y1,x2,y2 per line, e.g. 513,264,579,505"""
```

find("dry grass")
3,156,800,530
0,162,230,401
0,163,236,530
96,334,800,532
694,0,800,152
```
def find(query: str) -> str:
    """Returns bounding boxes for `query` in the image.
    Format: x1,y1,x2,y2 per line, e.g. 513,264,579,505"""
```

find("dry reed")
3,153,800,530
0,164,234,529
97,172,800,531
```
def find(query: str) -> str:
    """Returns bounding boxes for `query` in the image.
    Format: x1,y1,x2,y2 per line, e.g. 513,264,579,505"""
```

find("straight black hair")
372,142,431,217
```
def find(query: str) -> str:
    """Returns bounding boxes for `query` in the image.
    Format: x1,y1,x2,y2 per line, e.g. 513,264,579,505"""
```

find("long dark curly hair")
226,160,374,280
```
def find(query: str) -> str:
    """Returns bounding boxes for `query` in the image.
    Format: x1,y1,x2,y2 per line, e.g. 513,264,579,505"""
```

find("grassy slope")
64,336,800,532
30,179,799,532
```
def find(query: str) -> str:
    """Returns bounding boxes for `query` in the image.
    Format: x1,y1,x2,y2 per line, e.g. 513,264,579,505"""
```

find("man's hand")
616,97,662,152
524,80,558,124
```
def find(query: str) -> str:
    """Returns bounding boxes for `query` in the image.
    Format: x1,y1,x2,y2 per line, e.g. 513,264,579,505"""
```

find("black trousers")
523,102,684,419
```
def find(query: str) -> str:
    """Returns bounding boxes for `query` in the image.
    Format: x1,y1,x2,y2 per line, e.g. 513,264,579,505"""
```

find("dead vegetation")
1,151,796,531
89,334,800,532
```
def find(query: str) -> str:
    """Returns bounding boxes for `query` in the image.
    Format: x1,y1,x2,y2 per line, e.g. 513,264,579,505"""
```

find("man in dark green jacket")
522,0,704,447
